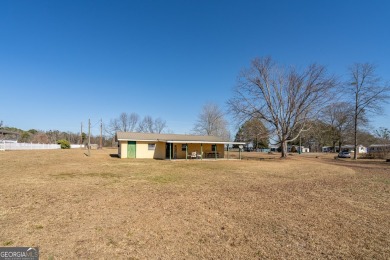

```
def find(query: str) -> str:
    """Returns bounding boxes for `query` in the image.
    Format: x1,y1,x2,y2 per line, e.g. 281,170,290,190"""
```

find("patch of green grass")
371,178,390,185
3,240,13,246
35,224,44,229
53,172,121,179
85,172,120,179
95,227,103,232
106,237,118,247
52,173,77,179
148,174,180,184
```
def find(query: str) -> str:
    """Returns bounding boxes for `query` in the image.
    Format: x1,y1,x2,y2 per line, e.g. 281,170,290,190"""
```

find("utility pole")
100,119,103,149
80,122,83,149
88,119,91,156
299,134,302,154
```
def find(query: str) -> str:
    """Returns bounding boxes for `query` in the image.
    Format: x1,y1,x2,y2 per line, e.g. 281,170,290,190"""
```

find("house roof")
0,130,20,136
341,145,366,148
369,144,390,147
116,132,245,145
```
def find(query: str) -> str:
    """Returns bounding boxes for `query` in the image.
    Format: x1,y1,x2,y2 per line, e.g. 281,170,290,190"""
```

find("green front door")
127,141,136,158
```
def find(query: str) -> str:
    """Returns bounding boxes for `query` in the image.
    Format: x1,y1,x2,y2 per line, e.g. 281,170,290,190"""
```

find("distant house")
269,144,279,152
368,144,390,153
0,130,19,143
322,146,333,153
115,132,245,159
337,145,367,154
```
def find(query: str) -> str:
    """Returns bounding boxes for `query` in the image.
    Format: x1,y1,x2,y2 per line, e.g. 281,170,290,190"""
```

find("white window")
148,143,156,150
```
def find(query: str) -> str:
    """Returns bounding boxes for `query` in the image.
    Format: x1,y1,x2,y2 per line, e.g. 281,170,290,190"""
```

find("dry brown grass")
0,149,389,259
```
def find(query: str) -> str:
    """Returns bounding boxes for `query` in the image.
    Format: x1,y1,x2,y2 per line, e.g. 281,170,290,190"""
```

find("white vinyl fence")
0,141,60,151
70,144,85,149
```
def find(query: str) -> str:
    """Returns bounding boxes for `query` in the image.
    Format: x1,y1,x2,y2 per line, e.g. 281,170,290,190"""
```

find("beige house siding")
119,141,165,159
135,141,165,159
135,142,152,158
155,143,166,159
119,141,127,159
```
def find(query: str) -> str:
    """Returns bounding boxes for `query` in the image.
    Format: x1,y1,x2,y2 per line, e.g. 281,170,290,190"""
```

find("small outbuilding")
116,132,245,160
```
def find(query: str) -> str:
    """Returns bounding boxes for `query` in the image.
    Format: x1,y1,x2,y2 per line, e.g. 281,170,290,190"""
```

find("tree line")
0,125,113,147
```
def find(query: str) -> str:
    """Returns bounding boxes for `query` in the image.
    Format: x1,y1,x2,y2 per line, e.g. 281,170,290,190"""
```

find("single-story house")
323,145,367,153
322,145,369,153
322,146,333,153
339,145,367,154
269,144,279,152
0,130,19,142
368,144,390,153
116,132,246,159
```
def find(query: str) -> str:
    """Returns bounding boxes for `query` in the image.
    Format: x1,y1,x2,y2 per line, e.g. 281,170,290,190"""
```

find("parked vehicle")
338,151,351,158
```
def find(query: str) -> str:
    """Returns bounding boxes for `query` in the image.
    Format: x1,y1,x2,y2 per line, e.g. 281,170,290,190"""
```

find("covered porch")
165,141,245,160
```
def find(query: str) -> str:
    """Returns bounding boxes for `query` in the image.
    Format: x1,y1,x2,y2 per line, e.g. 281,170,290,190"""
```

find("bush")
57,139,70,149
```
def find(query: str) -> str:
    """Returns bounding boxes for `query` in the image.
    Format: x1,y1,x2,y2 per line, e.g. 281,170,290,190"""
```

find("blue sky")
1,0,389,136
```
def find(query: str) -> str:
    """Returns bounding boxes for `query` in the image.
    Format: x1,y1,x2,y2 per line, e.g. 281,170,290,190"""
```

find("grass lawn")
0,149,389,259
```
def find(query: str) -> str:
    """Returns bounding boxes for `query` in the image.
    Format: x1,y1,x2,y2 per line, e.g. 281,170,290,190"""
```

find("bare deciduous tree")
374,127,390,159
108,112,139,135
375,127,390,142
347,63,390,159
154,118,167,134
298,120,332,153
31,132,49,144
193,103,230,140
138,116,154,133
321,102,354,152
228,57,337,158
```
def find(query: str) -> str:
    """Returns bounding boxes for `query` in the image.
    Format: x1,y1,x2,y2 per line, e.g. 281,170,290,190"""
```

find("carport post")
169,143,172,160
215,144,217,160
227,144,229,160
201,143,203,160
186,143,188,161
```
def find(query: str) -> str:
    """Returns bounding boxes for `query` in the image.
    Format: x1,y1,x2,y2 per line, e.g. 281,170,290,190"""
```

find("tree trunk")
354,96,358,160
281,141,288,158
